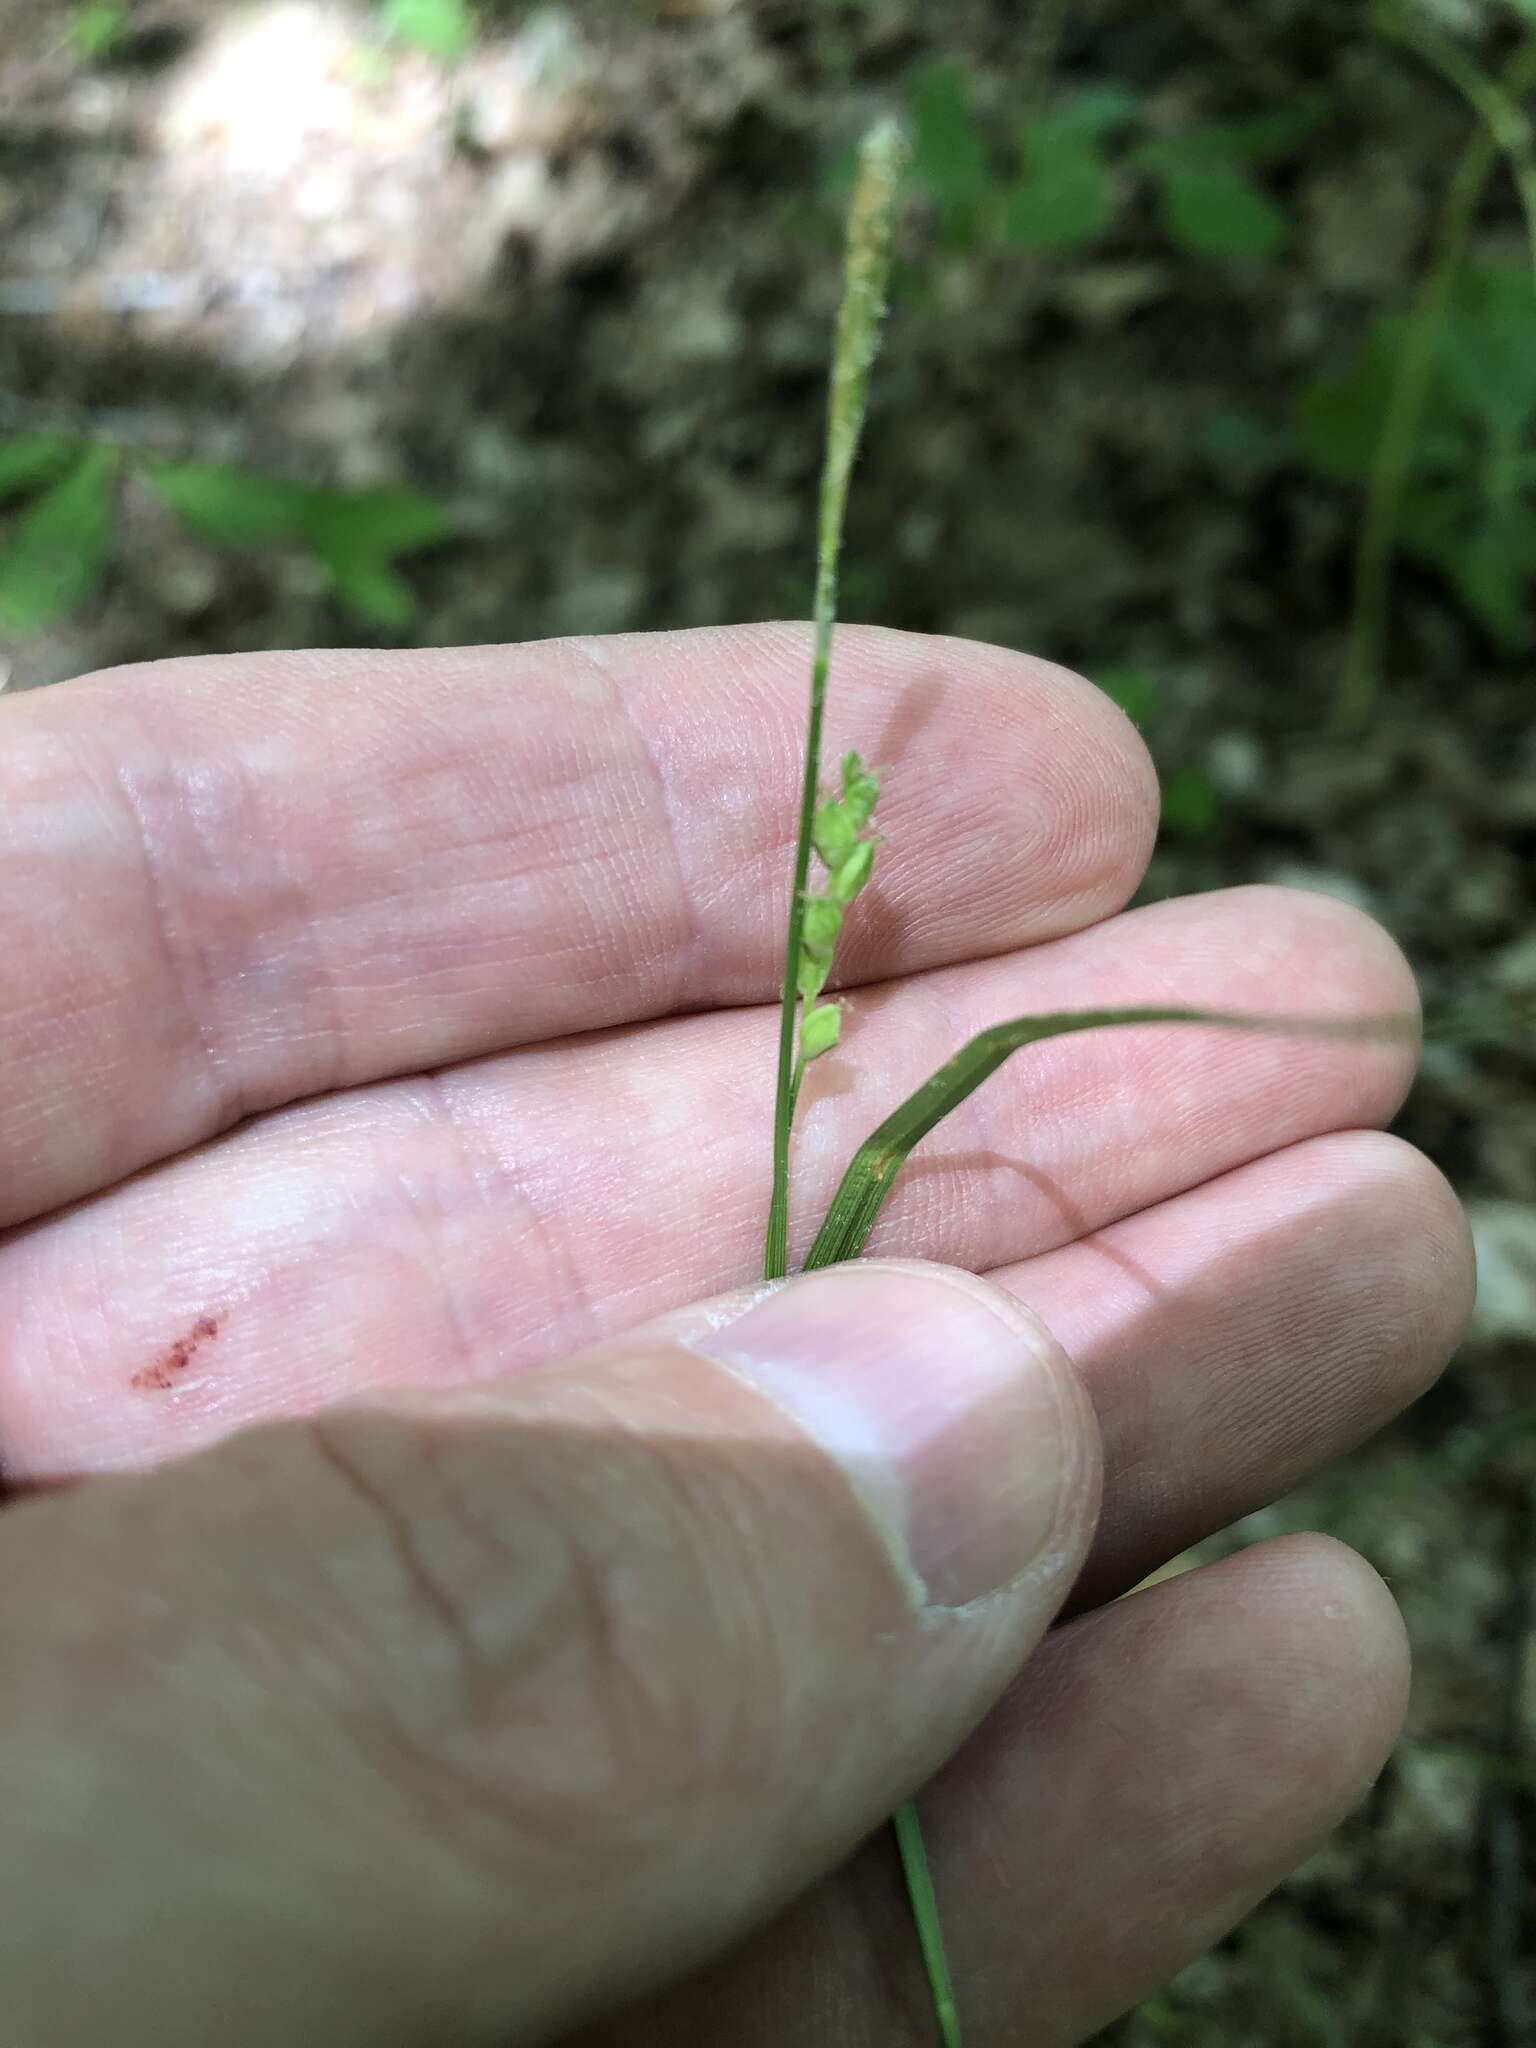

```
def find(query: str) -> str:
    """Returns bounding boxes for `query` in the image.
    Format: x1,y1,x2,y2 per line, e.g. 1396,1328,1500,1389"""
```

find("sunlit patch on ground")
137,2,601,361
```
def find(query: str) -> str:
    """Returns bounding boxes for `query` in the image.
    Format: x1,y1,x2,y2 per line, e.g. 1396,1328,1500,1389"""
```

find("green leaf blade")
315,547,419,629
1156,160,1288,262
804,1007,1416,1273
297,483,454,558
903,61,988,245
1002,144,1115,252
0,432,78,504
0,443,120,635
380,0,474,60
147,462,315,546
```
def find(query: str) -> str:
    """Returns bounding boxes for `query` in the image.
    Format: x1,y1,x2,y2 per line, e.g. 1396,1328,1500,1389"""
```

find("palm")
0,625,1468,2041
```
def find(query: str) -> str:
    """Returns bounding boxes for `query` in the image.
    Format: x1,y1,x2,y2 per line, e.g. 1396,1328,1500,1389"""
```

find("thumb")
0,1260,1099,2047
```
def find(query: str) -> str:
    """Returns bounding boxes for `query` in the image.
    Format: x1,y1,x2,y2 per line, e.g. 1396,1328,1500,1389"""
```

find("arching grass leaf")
804,1007,1414,1272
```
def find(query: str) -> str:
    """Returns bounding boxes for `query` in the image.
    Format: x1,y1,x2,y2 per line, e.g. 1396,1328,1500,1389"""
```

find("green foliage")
378,0,475,59
768,117,902,1282
0,433,78,503
1133,101,1323,262
69,2,128,61
1159,762,1225,841
1193,408,1291,472
148,463,454,629
1296,260,1536,646
0,441,453,639
777,121,1420,2048
1094,669,1225,839
796,751,880,1062
1154,157,1289,261
1001,86,1138,252
1095,664,1161,726
902,60,991,246
897,63,1319,266
0,445,119,635
144,464,317,546
806,1008,1400,1273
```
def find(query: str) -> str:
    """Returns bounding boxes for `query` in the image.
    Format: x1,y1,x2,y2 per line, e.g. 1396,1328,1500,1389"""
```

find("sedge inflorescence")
796,750,880,1063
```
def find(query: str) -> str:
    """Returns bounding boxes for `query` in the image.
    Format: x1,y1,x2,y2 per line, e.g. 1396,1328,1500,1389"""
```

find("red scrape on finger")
131,1312,224,1394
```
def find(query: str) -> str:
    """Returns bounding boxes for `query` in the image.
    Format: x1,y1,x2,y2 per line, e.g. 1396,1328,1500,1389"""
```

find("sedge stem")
764,118,903,1280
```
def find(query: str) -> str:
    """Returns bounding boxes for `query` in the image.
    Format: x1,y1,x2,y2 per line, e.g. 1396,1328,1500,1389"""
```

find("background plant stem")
1336,24,1536,732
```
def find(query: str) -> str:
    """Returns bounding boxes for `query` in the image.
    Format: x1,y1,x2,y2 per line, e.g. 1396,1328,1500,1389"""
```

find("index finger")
0,623,1156,1227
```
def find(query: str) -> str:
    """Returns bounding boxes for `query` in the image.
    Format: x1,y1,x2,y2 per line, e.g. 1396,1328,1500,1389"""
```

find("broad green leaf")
1448,510,1534,648
1095,666,1161,725
150,466,450,625
903,59,990,244
147,462,316,545
1291,318,1469,481
312,546,418,629
1194,408,1290,469
380,0,474,59
1294,356,1396,482
1002,143,1116,250
1396,477,1470,561
1436,503,1536,649
0,432,77,503
1435,260,1536,442
1003,87,1139,252
804,1008,1414,1272
1153,97,1326,165
296,483,453,559
71,2,127,59
1160,763,1225,840
1038,81,1142,141
1156,160,1288,261
1398,484,1536,649
151,464,452,558
0,443,119,634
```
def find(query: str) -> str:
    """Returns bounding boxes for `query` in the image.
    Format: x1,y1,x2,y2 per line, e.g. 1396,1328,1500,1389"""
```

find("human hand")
0,626,1471,2043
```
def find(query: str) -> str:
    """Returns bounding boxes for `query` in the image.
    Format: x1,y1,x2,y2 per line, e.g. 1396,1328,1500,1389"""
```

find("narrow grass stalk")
764,118,903,1283
1377,4,1536,271
1335,25,1536,733
893,1801,962,2048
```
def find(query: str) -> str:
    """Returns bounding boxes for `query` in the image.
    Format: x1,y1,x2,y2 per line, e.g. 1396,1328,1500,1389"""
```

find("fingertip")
1345,1133,1477,1401
1190,884,1421,1124
1225,883,1421,1024
763,623,1162,946
1222,1532,1411,1824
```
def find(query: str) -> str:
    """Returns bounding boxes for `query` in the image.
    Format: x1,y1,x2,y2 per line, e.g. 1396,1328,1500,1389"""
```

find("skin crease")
0,625,1475,2046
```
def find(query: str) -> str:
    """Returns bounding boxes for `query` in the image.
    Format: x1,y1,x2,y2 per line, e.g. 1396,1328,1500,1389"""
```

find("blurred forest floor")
0,1,1533,2041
